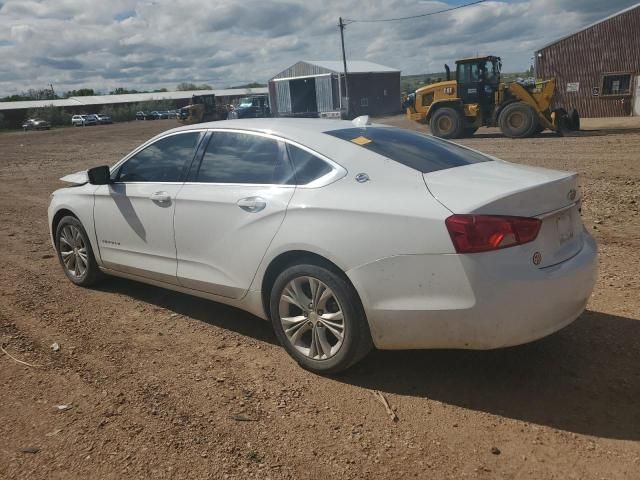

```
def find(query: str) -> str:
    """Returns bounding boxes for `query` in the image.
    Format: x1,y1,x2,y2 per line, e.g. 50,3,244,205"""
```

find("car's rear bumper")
346,232,597,350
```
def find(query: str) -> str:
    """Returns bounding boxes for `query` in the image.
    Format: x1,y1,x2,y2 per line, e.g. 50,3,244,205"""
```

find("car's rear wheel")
270,263,372,374
55,216,103,287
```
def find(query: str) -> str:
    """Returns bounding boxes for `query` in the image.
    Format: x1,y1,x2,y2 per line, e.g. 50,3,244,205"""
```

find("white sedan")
48,117,597,373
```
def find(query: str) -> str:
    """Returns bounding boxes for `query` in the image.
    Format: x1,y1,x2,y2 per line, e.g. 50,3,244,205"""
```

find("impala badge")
567,189,577,201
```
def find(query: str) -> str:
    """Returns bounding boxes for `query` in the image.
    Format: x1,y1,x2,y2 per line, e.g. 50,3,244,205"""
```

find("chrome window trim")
110,127,346,188
182,182,297,188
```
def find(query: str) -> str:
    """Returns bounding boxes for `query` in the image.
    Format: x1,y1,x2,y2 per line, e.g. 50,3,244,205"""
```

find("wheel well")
51,209,76,238
261,250,356,320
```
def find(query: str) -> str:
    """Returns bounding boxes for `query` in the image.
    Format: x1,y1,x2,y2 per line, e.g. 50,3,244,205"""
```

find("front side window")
114,132,201,182
194,132,294,184
325,127,491,174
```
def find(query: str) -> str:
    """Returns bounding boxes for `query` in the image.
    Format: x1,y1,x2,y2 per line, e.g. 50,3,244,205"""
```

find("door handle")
237,196,266,213
150,191,171,203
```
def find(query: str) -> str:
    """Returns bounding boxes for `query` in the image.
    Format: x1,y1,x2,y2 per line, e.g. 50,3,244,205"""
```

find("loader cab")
456,56,501,115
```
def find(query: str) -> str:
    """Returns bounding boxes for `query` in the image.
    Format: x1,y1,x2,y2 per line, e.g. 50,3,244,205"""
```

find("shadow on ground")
94,277,640,441
96,276,278,346
339,310,640,441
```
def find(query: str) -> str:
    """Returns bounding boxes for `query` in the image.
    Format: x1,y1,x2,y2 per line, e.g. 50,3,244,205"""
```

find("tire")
269,263,373,374
553,107,568,133
429,107,464,139
55,216,103,287
499,102,539,138
568,108,580,131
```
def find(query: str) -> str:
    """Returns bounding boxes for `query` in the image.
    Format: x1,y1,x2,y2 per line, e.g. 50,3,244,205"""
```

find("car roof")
163,118,395,159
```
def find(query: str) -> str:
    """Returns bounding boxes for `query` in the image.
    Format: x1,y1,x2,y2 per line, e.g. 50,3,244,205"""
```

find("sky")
0,0,637,96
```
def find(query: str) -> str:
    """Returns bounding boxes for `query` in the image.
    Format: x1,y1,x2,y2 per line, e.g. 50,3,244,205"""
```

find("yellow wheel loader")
404,56,580,139
178,94,228,125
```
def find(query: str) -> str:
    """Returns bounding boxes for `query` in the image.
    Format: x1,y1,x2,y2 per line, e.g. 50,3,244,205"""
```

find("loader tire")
499,102,538,138
430,107,464,139
568,108,580,131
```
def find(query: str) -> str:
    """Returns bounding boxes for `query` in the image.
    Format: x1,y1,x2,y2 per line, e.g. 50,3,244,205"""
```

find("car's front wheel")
270,263,372,374
55,216,103,287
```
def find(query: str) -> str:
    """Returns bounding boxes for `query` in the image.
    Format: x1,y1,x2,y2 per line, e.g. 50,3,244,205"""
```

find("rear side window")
325,127,490,173
286,144,332,185
194,132,294,184
115,132,201,182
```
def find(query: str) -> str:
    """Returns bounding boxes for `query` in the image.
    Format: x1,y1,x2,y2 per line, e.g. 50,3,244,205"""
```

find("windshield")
325,127,491,174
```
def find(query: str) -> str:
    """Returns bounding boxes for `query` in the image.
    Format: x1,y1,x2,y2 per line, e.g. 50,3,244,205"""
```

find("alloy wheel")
59,225,88,278
278,276,345,360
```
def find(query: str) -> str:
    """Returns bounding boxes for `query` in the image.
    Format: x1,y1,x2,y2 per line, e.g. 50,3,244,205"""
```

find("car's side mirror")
87,165,111,185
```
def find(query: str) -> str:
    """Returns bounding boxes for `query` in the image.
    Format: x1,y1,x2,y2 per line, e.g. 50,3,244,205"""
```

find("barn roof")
304,60,399,74
270,60,399,81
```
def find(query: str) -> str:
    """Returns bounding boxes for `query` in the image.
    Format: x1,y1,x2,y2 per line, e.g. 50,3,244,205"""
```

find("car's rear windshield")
324,127,491,173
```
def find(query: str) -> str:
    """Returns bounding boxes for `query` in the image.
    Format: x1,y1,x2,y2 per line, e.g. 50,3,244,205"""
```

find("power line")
344,0,486,24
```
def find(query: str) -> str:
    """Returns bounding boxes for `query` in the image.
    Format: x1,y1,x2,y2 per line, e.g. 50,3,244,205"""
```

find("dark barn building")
268,60,400,118
535,4,640,118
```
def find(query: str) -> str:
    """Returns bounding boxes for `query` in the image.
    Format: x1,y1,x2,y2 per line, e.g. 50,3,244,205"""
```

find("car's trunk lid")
423,161,584,267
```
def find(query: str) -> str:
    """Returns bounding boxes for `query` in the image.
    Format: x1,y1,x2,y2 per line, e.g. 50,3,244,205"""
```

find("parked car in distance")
167,110,178,119
84,114,99,126
145,111,160,120
48,117,597,374
235,95,271,118
71,115,86,126
136,111,147,121
22,118,51,130
96,114,112,124
72,114,97,127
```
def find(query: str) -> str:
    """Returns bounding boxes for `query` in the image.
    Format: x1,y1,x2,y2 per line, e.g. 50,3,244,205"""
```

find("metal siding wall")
315,76,334,112
347,72,402,116
275,80,292,114
535,6,640,117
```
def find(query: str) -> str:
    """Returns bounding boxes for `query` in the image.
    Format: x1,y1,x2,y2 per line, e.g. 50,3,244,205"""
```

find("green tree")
231,82,266,88
110,87,140,95
64,88,96,97
176,82,212,91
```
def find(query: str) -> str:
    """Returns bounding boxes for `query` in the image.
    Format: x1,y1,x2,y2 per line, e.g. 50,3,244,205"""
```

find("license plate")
557,212,574,244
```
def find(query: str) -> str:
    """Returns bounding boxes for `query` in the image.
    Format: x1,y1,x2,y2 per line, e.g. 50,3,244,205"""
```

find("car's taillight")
445,214,541,253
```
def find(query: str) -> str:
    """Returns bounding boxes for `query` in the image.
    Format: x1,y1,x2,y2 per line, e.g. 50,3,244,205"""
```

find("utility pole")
338,17,350,118
49,83,55,99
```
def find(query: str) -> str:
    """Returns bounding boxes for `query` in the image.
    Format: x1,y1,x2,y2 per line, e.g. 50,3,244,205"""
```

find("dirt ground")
0,117,638,479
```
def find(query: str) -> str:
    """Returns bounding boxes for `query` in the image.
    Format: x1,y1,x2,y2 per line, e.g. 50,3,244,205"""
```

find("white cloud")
0,0,636,95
